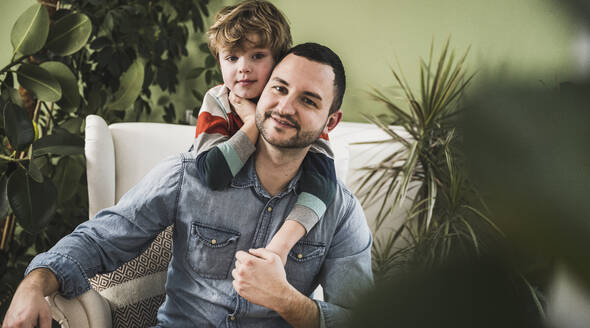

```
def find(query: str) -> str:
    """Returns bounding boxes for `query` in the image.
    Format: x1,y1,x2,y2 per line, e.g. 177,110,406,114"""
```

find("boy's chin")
231,86,263,99
231,90,261,102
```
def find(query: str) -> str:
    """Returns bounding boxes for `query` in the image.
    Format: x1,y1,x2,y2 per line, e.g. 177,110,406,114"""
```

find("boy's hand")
229,91,256,124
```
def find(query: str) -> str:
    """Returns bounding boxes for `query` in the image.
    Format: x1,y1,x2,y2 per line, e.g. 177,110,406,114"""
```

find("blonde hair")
208,0,292,62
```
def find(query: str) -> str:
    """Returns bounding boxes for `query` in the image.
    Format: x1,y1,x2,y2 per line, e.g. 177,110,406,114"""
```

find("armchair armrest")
47,289,111,328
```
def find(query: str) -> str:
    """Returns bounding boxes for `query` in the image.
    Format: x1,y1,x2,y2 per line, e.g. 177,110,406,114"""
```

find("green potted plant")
356,39,501,280
0,0,215,318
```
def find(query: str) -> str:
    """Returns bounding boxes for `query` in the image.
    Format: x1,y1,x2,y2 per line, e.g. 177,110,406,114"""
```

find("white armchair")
48,115,196,327
47,115,376,327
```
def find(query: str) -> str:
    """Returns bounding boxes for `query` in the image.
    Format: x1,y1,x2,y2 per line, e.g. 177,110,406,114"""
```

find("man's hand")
232,249,320,328
229,92,256,124
232,248,289,309
2,269,57,328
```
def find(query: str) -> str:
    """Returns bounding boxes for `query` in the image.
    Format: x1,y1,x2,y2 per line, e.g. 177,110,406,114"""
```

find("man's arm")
3,155,186,328
232,248,320,328
273,283,320,328
2,268,58,328
313,194,373,328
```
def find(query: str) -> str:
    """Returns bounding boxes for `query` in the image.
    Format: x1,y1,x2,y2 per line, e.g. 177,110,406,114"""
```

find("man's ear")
323,110,343,134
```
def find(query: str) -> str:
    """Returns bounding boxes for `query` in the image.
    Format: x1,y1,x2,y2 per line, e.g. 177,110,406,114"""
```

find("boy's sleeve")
193,88,255,190
289,138,337,233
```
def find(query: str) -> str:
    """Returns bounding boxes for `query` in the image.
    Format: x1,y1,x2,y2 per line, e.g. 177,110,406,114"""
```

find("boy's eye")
225,56,238,62
252,53,267,60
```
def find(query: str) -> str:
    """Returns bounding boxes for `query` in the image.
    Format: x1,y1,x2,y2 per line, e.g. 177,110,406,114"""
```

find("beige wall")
1,0,579,122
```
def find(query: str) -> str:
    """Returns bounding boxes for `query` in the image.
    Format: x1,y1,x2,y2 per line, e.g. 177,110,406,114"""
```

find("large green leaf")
3,102,34,151
28,160,44,183
53,156,84,204
0,175,9,218
7,168,57,233
60,117,84,134
40,62,80,112
46,13,92,56
32,132,84,157
17,64,62,102
107,59,144,110
10,4,50,56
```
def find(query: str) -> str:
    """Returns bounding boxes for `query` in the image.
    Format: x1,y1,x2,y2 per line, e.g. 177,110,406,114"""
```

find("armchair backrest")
85,115,196,219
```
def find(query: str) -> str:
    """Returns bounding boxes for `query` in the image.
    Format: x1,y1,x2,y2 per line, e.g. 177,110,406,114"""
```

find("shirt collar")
232,157,302,199
214,84,230,98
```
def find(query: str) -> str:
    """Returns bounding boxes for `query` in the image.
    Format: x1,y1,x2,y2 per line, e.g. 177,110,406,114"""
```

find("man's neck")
254,140,308,197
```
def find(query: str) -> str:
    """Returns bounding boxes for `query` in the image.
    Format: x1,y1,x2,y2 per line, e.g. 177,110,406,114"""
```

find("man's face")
218,33,275,99
255,54,341,149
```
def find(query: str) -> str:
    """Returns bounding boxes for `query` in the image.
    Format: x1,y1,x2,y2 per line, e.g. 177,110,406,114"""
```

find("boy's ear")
323,110,343,134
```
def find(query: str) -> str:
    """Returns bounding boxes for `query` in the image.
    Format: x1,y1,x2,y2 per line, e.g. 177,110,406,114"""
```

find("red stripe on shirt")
227,112,244,135
195,112,231,138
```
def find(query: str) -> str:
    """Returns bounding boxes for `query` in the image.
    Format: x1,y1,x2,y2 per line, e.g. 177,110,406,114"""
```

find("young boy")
193,0,336,265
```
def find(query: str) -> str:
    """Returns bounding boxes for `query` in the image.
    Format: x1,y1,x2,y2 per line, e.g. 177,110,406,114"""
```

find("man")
3,43,373,328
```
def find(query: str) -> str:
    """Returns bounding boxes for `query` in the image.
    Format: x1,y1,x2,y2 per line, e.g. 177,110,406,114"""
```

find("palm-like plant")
357,40,502,281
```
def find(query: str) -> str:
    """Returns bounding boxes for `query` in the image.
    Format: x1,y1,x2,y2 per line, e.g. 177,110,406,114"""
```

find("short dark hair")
286,43,345,114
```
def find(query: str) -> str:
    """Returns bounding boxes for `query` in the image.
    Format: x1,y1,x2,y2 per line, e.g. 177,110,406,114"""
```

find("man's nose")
276,95,296,116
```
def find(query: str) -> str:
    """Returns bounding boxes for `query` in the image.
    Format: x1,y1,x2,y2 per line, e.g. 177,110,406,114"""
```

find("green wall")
1,0,578,122
272,0,578,122
0,1,34,67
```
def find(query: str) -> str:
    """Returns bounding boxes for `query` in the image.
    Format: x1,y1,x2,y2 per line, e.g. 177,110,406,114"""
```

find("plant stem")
40,1,58,7
0,154,28,162
0,215,11,250
33,100,42,123
0,55,27,76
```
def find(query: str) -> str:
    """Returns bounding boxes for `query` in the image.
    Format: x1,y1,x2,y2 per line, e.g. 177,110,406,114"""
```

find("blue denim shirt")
26,153,373,327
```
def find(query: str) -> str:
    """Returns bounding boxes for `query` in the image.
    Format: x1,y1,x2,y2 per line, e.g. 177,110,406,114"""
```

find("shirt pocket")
186,221,240,279
285,240,326,293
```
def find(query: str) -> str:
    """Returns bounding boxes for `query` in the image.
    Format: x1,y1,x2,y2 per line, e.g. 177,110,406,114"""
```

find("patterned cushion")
90,226,173,328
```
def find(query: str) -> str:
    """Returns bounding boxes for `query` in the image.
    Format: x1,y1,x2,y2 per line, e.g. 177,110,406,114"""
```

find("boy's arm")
194,91,257,190
289,147,337,233
266,145,337,266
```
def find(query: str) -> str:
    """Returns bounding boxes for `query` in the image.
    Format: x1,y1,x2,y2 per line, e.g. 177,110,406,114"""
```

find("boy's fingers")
248,248,274,260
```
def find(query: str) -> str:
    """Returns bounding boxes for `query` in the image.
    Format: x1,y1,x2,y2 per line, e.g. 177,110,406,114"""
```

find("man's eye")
302,97,317,107
272,86,287,93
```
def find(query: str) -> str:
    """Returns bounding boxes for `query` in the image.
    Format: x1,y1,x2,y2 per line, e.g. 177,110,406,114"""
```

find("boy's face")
218,34,275,99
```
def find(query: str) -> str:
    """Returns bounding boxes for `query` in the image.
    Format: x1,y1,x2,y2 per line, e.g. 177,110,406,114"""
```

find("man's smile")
267,113,299,129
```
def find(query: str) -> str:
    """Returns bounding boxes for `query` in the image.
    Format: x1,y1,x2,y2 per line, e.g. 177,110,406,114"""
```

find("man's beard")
255,110,325,148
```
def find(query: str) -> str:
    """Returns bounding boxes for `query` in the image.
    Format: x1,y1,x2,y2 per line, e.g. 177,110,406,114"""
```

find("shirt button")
267,206,272,212
230,315,235,321
297,253,303,259
211,239,217,245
